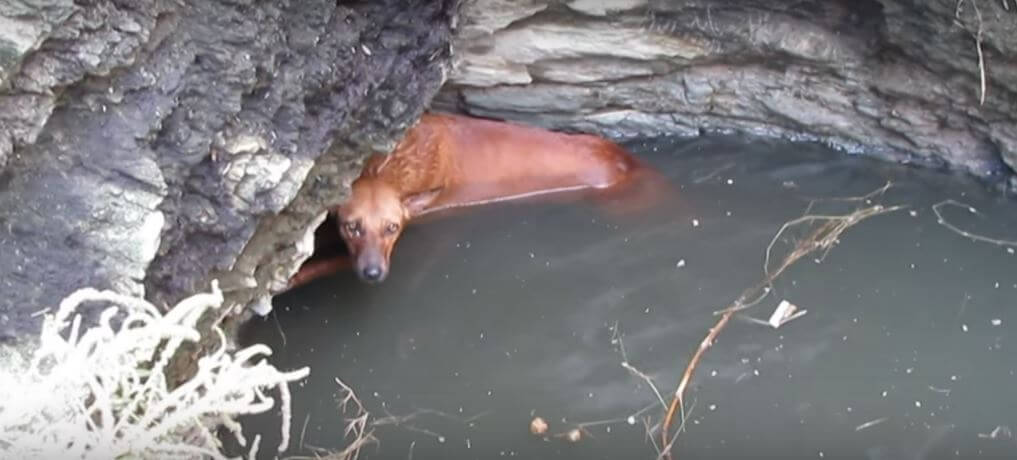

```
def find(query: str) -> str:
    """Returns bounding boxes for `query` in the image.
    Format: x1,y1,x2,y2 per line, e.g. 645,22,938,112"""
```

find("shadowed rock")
437,0,1017,187
0,0,458,352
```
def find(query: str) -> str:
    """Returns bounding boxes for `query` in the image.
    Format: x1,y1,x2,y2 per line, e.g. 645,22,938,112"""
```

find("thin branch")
659,185,907,458
932,199,1017,248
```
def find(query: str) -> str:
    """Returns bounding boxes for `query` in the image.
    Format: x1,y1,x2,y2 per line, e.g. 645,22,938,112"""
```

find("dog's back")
382,112,642,213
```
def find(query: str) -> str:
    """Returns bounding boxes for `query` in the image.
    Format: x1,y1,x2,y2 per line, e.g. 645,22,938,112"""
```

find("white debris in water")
627,416,635,425
909,210,918,217
767,300,806,328
855,417,888,432
961,324,969,332
991,319,1002,326
1008,247,1015,254
726,178,734,185
708,404,717,411
994,282,1000,288
676,259,686,268
692,218,700,227
977,425,1014,440
915,400,922,408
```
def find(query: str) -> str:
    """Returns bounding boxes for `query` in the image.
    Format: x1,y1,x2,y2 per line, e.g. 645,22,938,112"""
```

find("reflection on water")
238,135,1017,459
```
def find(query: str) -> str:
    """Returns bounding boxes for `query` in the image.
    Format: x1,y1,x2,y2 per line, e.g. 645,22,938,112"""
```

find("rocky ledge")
0,0,457,365
436,0,1017,188
3,0,1016,359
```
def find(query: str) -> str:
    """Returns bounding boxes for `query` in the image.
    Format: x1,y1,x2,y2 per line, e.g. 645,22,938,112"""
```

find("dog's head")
336,178,440,283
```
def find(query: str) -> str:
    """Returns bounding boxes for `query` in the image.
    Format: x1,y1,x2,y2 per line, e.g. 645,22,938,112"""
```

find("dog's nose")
361,265,383,282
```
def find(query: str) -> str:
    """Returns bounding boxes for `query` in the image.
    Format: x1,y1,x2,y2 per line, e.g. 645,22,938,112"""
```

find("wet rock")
437,0,1017,184
0,0,76,168
0,0,457,350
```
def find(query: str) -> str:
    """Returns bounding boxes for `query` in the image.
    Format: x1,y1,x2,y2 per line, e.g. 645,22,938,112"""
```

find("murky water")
238,135,1017,459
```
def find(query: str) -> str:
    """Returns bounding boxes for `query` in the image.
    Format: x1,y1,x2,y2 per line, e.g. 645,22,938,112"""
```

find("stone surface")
0,0,76,168
437,0,1017,184
0,0,457,349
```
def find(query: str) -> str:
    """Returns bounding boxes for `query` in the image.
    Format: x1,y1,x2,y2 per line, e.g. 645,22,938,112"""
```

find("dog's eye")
384,222,399,235
344,221,361,237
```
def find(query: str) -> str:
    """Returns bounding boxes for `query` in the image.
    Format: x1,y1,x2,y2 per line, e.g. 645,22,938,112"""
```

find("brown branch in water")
372,407,488,428
659,183,906,458
547,326,669,446
285,377,377,460
612,323,669,410
932,199,1017,248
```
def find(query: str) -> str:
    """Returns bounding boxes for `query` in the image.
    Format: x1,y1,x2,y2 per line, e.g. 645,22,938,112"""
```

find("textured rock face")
437,0,1017,185
0,0,457,345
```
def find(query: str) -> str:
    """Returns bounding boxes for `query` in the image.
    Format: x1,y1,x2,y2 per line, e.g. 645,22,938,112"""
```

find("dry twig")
285,378,377,460
658,183,906,458
932,199,1017,248
955,0,988,105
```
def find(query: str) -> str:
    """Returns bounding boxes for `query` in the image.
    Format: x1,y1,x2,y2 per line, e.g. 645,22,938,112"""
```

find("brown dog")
290,112,661,287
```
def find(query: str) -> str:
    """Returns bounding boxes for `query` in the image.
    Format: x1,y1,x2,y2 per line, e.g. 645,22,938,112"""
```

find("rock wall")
436,0,1017,187
3,0,1015,349
0,0,458,346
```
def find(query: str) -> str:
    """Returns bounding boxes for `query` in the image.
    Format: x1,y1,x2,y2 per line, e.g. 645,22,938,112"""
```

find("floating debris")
977,425,1013,440
855,417,888,432
529,417,548,436
767,300,807,328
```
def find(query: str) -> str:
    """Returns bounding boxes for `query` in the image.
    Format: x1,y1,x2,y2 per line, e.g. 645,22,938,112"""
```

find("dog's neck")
362,117,451,197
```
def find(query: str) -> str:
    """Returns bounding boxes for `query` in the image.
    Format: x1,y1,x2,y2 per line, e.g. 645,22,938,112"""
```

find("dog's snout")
361,265,384,282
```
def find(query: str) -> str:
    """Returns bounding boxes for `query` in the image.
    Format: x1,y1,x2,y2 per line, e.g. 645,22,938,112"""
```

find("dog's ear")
402,187,442,216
